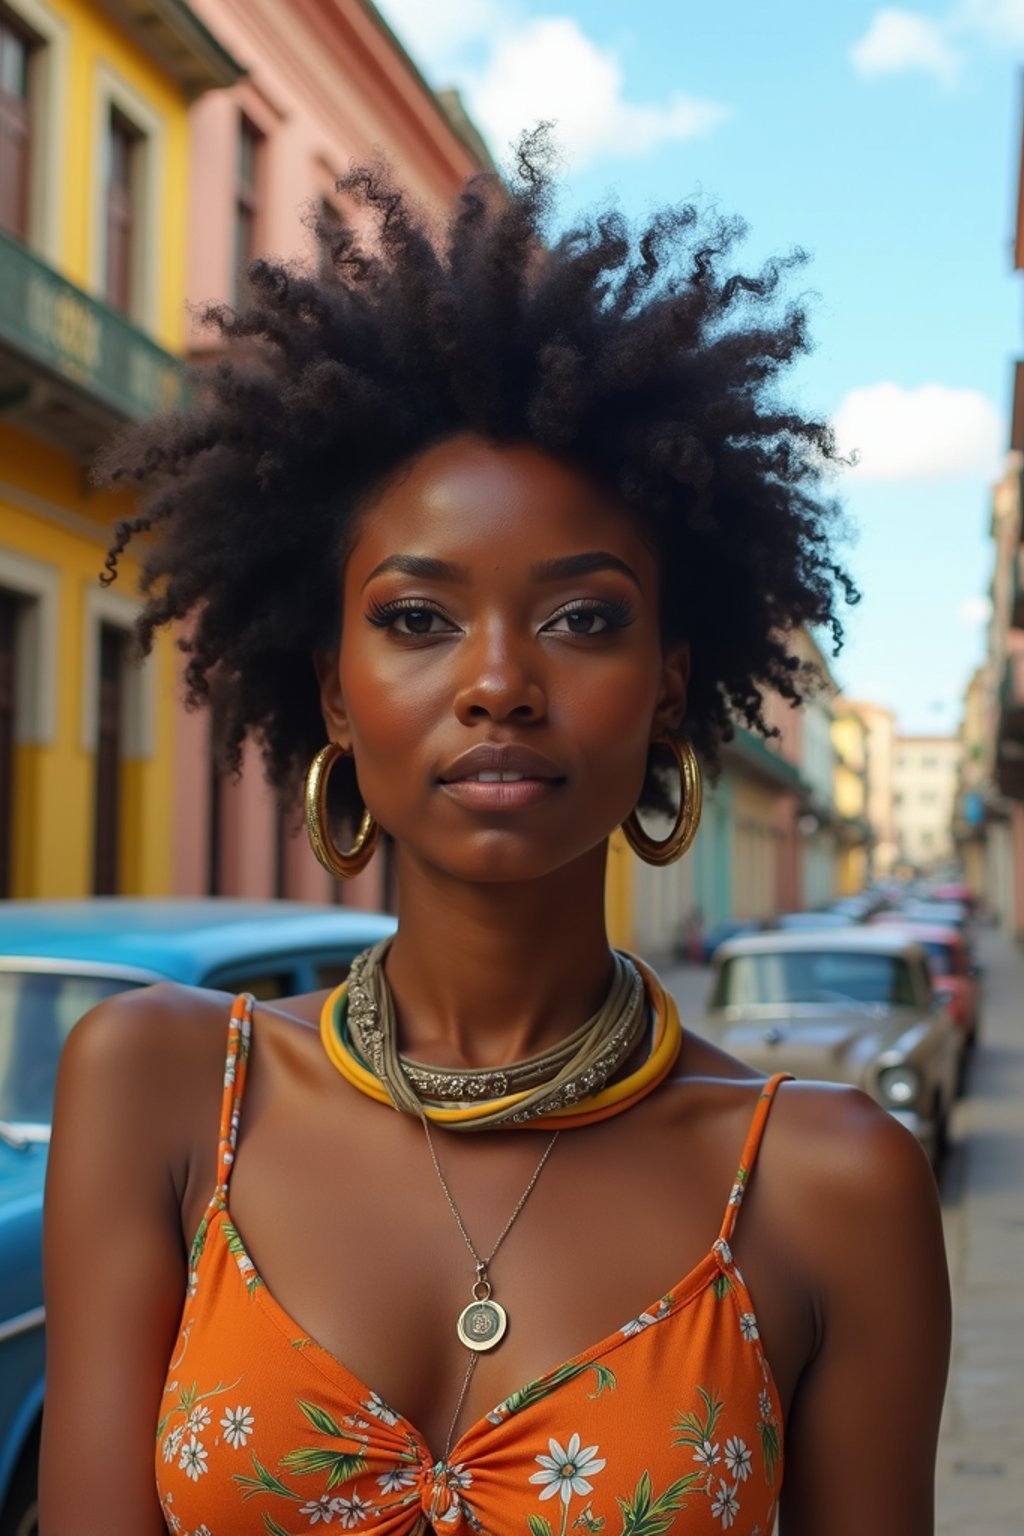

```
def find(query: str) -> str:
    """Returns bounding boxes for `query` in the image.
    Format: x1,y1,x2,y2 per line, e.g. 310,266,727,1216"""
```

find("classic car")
0,898,395,1536
700,927,959,1167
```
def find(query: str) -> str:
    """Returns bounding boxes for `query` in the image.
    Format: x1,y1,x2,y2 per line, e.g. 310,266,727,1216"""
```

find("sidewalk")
935,924,1024,1535
655,932,1024,1533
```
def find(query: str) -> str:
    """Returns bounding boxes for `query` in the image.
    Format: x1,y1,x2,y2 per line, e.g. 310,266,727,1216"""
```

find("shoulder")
55,983,237,1178
760,1080,947,1309
61,980,233,1090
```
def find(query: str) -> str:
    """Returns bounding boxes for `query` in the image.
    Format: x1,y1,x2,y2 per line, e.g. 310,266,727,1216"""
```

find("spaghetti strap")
213,993,254,1201
718,1071,792,1246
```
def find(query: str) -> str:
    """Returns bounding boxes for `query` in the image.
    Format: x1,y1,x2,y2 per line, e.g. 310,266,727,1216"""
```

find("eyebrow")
361,555,471,589
530,552,642,588
361,549,642,590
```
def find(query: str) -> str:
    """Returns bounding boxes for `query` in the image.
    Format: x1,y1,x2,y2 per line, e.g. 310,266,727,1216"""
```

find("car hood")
707,1007,922,1087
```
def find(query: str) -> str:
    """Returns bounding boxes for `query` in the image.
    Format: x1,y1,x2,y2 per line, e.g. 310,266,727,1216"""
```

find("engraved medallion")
457,1297,508,1352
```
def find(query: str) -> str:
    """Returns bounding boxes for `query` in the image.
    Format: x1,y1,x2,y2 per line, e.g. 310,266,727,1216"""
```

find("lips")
438,743,566,785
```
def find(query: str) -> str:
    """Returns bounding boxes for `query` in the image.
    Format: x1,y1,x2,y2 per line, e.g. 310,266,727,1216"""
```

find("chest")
179,1065,807,1465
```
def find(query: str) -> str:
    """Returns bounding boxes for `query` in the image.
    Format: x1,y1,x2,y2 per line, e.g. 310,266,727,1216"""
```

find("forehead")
347,435,656,580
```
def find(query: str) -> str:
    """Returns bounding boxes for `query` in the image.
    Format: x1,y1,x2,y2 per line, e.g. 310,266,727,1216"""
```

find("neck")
383,843,616,1070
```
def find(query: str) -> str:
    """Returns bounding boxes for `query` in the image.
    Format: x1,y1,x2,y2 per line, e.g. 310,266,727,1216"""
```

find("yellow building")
832,702,871,894
0,0,240,896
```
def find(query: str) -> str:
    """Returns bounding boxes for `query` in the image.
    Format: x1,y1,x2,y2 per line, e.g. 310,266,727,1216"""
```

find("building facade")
169,0,493,914
892,734,961,872
832,701,872,894
0,0,240,897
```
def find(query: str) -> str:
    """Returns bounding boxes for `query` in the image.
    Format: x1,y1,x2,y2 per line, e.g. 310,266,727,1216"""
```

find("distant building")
844,699,897,877
892,735,961,872
832,702,872,893
0,0,241,898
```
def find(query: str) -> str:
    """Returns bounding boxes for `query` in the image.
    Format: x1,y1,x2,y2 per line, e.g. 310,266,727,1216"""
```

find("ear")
651,641,690,739
313,650,352,750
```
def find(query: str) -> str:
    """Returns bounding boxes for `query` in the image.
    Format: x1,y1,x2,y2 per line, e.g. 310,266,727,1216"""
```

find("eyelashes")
365,596,637,638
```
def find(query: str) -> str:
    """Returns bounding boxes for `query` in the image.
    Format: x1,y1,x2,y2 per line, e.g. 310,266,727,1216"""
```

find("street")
658,925,1024,1535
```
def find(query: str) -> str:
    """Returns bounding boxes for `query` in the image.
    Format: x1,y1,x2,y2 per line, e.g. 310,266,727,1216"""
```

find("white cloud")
374,5,729,170
850,8,961,83
461,18,727,168
832,382,1003,483
851,0,1024,84
957,594,993,627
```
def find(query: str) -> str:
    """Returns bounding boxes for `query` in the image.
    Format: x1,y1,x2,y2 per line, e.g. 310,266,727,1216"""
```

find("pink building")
173,0,492,908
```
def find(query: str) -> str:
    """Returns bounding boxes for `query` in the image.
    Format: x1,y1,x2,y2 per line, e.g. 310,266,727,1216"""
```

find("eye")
366,599,456,638
544,599,634,636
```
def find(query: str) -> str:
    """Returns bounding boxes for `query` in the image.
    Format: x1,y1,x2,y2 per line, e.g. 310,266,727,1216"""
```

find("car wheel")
0,1430,39,1536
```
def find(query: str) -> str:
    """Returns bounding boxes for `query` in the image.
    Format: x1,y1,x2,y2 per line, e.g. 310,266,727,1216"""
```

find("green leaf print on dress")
615,1469,705,1536
491,1362,617,1424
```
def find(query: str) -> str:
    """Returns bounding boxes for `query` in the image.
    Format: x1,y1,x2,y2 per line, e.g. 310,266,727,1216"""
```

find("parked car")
0,898,396,1536
698,918,762,963
700,927,959,1167
774,911,856,931
873,922,980,1065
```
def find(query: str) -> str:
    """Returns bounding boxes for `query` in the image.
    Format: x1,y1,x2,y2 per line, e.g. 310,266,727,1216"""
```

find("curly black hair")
99,129,857,823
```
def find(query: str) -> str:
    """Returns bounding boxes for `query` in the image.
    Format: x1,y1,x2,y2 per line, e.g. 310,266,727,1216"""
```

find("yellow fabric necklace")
319,953,682,1130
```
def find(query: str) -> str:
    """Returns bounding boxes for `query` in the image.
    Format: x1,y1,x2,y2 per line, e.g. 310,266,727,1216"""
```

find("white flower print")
724,1437,752,1482
335,1492,372,1528
758,1389,774,1422
178,1434,209,1482
162,1425,185,1464
220,1405,255,1448
363,1391,399,1426
300,1495,337,1525
194,1527,213,1536
161,1491,182,1533
187,1405,211,1434
710,1480,740,1528
739,1312,760,1342
529,1434,606,1505
693,1438,720,1469
446,1464,472,1492
377,1465,417,1493
714,1238,733,1266
728,1182,744,1206
620,1310,658,1338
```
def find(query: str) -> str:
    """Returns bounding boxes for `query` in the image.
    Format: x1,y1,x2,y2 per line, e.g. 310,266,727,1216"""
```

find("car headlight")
878,1064,921,1108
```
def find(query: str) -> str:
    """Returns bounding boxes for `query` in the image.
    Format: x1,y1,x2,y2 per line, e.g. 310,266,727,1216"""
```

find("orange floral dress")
156,995,788,1535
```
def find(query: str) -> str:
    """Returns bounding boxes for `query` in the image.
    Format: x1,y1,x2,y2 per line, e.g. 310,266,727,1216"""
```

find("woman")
41,138,949,1534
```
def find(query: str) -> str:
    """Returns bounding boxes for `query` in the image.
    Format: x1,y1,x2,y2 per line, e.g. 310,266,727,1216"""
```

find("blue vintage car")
0,898,395,1536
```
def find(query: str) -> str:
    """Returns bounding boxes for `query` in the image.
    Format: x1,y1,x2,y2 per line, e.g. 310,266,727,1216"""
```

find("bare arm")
40,987,212,1536
780,1092,951,1534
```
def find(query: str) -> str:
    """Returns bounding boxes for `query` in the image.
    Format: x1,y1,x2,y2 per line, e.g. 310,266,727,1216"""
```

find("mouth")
437,745,566,810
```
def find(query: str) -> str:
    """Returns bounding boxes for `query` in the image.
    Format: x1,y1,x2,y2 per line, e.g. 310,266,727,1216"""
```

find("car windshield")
0,970,142,1125
714,950,918,1008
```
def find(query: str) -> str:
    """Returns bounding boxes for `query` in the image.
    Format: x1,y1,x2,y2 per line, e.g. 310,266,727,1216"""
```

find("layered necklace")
318,943,683,1455
320,940,682,1131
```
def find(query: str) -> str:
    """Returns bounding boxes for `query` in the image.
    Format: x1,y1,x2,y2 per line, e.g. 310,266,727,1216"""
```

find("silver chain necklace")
421,1118,560,1455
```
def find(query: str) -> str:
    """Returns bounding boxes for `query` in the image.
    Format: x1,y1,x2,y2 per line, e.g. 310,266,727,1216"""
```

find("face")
318,435,688,885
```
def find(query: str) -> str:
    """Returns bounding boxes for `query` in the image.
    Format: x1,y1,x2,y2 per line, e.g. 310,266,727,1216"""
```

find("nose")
452,622,547,726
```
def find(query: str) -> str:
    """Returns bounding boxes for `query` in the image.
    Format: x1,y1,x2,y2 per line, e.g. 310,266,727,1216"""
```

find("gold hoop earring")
305,743,380,879
621,734,703,866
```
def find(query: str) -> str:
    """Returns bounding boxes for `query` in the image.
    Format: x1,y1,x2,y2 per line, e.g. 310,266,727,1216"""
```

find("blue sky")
376,0,1023,735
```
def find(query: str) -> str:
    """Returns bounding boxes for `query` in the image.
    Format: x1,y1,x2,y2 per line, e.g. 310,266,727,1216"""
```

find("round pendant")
457,1297,508,1352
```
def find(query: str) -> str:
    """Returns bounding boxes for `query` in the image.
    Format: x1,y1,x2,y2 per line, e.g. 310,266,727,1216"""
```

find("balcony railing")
0,228,186,445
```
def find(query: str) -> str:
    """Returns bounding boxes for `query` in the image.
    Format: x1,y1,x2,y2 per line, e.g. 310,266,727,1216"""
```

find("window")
92,622,129,894
0,589,16,896
0,5,34,239
234,114,262,301
105,105,141,313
